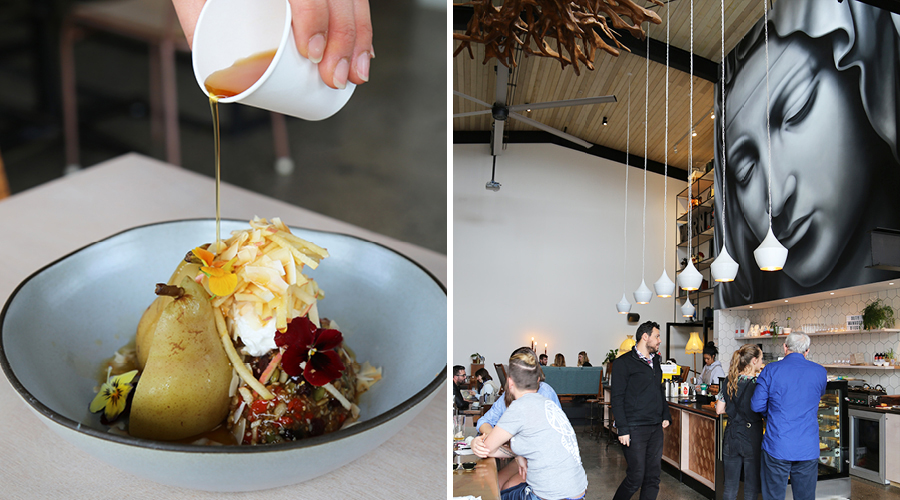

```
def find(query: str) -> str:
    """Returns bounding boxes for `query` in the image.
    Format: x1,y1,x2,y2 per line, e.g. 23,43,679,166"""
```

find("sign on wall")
712,0,900,308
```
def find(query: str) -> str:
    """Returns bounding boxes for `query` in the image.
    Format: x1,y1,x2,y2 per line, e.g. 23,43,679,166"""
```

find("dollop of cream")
234,313,277,357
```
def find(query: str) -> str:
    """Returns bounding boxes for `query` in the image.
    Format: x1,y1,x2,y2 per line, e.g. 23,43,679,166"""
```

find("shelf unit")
734,329,900,340
675,167,716,323
820,364,897,370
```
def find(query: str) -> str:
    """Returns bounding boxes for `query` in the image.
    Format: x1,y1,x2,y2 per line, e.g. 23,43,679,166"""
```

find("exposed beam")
452,5,719,83
454,130,689,181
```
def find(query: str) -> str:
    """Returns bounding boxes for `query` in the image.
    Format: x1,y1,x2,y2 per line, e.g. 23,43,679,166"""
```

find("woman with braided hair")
715,344,764,500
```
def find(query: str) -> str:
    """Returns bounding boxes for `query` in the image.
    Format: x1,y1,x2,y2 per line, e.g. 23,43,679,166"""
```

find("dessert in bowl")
0,219,446,491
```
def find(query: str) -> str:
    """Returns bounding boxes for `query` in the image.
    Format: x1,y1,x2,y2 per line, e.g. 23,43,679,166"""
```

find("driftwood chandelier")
453,0,664,75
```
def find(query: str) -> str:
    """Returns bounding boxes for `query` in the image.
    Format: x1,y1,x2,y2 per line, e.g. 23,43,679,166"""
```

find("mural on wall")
712,0,900,309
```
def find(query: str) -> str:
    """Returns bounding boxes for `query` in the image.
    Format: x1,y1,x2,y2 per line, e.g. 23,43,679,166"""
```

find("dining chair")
585,369,604,437
59,0,292,173
493,363,507,385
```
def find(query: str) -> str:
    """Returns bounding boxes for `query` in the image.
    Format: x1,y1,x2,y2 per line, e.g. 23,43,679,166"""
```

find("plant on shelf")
470,353,484,364
862,299,895,330
768,319,779,337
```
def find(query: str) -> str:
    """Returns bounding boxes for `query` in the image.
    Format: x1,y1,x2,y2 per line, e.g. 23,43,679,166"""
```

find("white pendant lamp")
711,245,739,281
753,0,788,272
679,0,702,292
616,76,634,314
634,280,653,304
754,226,788,271
711,0,739,283
681,297,695,318
679,259,703,290
634,30,652,305
655,5,675,299
617,293,632,314
654,271,676,298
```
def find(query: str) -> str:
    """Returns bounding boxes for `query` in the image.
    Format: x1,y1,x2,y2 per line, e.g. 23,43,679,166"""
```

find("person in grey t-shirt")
472,347,587,500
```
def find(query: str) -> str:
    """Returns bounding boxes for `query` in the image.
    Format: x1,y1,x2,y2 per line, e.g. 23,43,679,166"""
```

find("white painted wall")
453,143,684,373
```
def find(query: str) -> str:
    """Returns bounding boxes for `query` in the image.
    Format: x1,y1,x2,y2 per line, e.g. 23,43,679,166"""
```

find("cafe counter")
662,399,718,494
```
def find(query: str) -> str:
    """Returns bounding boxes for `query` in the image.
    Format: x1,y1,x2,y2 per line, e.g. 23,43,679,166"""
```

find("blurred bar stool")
0,148,10,200
585,373,603,437
59,0,293,173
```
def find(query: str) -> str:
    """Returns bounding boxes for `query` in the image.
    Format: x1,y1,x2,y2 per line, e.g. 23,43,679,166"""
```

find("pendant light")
634,31,652,306
654,4,675,298
710,0,739,282
752,0,788,271
617,75,634,314
682,295,695,318
678,0,703,292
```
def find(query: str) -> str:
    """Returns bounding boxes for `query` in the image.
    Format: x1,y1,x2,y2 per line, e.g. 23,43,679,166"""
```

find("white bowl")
0,219,446,492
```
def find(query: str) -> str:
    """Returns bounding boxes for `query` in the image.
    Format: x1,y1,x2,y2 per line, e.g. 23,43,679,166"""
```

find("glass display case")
715,380,849,500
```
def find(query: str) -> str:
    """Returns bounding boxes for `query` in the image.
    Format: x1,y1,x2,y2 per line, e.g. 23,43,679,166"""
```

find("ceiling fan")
453,63,617,156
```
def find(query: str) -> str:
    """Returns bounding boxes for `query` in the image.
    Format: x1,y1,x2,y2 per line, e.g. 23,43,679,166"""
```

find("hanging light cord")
663,4,669,270
688,0,694,257
623,77,632,294
642,27,650,282
764,0,773,227
720,0,727,235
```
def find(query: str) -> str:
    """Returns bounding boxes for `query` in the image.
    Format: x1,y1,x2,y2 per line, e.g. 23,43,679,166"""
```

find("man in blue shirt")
476,348,562,491
751,333,826,500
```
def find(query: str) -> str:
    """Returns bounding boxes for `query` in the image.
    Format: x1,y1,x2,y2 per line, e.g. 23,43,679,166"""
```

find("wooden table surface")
453,457,501,500
0,153,447,499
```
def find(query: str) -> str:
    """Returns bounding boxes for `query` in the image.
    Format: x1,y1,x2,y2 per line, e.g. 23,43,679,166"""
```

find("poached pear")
129,276,232,441
135,259,200,369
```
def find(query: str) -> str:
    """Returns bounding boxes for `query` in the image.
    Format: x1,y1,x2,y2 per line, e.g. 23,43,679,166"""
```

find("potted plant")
862,299,895,330
470,353,485,364
603,349,618,379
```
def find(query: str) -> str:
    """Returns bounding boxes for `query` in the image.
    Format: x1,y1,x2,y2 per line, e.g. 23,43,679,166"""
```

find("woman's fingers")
290,0,372,89
290,0,330,64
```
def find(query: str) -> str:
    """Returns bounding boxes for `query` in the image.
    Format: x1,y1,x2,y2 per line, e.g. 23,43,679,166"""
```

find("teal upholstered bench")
541,366,604,396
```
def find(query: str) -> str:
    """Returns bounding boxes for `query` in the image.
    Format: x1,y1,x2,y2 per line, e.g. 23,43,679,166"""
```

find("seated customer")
477,353,562,490
453,365,470,411
539,353,549,366
552,353,566,367
577,351,592,367
475,368,500,400
472,348,587,500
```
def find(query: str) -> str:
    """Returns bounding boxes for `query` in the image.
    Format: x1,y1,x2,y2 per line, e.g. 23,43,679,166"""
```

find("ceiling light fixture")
682,296,695,318
710,112,715,119
655,6,675,299
753,0,788,272
634,30,653,306
710,0,738,283
679,0,703,292
603,116,608,126
617,74,634,314
692,129,697,137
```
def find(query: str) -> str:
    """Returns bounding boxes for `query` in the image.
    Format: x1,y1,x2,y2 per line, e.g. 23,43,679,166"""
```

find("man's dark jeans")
722,452,761,500
613,424,664,500
761,450,818,500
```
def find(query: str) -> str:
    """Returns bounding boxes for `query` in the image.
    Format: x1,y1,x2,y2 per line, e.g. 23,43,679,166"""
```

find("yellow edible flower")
89,368,138,422
193,246,238,297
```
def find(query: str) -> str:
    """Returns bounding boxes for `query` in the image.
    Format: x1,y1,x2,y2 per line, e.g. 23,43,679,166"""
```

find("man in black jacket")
453,365,470,411
611,321,672,500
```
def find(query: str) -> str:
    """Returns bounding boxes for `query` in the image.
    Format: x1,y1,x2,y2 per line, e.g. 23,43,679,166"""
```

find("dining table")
0,153,447,498
453,457,501,500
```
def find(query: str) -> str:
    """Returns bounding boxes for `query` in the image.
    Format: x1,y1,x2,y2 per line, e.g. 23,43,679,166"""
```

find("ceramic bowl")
0,219,446,492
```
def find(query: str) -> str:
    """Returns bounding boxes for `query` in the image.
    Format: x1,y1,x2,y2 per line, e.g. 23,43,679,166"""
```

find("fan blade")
491,119,505,156
508,95,617,112
509,112,593,149
454,110,493,118
495,63,509,105
453,91,492,109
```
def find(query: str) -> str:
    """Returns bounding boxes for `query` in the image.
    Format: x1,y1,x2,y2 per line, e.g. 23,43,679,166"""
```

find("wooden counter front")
663,400,717,491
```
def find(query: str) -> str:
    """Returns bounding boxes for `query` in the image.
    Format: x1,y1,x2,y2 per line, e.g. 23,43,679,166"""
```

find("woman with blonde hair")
715,344,764,500
472,347,587,500
577,351,592,367
552,353,566,367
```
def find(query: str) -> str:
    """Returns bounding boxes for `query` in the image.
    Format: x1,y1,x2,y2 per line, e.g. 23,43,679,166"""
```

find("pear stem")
154,284,184,298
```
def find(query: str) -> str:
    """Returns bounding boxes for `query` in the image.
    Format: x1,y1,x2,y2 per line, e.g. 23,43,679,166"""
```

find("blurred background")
0,0,447,253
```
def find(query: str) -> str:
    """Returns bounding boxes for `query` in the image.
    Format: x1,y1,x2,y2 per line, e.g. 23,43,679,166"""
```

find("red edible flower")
275,316,345,386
